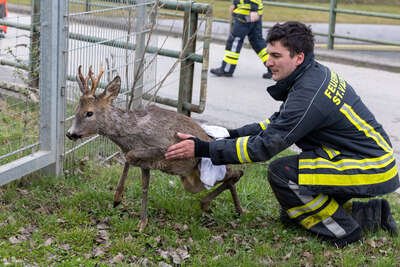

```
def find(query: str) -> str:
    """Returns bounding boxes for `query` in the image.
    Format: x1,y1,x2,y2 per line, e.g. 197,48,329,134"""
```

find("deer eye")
86,111,93,117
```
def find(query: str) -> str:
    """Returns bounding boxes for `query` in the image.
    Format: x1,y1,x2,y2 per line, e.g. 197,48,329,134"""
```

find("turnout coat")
209,54,399,196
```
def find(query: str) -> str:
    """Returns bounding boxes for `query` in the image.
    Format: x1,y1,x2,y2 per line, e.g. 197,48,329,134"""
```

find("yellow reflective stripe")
223,56,238,65
340,103,392,153
258,118,270,130
299,151,394,171
287,194,328,219
224,50,240,58
250,0,262,5
299,164,398,186
322,146,340,159
257,48,269,62
236,136,252,163
300,198,339,229
233,7,251,16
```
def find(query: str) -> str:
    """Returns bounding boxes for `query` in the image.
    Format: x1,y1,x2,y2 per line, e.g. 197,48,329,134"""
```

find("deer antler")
77,65,89,94
76,65,105,95
89,65,105,95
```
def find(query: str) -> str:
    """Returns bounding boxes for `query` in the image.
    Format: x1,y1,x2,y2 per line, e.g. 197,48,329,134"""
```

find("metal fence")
0,0,66,185
0,0,212,184
64,0,158,170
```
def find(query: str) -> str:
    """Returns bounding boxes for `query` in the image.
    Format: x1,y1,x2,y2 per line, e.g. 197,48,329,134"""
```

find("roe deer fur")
66,66,243,231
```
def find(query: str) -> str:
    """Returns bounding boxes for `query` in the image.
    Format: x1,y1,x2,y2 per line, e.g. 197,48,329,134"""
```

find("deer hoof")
200,200,211,213
138,218,148,232
113,200,121,208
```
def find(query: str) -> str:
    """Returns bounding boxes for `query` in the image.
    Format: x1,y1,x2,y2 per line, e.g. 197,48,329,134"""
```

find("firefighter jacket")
209,53,399,196
232,0,263,20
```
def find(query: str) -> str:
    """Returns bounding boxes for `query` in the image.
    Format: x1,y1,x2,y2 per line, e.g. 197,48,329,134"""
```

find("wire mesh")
64,0,158,171
0,0,40,166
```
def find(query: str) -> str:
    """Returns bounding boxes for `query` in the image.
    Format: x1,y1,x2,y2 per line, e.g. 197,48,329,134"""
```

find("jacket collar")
266,52,315,101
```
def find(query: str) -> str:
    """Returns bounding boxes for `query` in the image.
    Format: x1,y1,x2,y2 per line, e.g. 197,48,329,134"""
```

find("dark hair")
266,21,314,57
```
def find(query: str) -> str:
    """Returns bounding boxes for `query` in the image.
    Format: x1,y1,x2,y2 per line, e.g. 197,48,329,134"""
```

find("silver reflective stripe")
288,180,313,204
322,217,347,238
287,194,328,219
224,37,241,72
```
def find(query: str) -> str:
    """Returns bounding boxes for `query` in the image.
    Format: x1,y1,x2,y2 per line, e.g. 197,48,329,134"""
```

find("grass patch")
0,96,39,165
7,0,400,24
0,157,399,265
207,0,400,24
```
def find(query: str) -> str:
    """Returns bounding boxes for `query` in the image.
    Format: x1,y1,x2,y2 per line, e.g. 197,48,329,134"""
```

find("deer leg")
200,169,244,214
138,168,150,232
200,180,231,212
113,162,130,208
228,183,243,215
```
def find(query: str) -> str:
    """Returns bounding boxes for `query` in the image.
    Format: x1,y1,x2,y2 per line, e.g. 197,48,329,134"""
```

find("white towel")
199,124,229,189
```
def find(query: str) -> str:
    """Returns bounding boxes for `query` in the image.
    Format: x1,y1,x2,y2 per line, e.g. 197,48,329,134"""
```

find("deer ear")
102,76,121,102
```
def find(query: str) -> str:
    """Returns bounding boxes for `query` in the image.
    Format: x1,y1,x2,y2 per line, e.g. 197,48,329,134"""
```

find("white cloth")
199,124,229,189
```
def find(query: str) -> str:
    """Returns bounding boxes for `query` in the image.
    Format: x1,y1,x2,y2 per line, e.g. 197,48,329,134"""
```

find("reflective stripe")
258,118,270,130
287,194,329,219
231,37,241,53
322,217,347,238
224,50,240,58
299,164,398,186
223,56,238,65
257,48,269,63
322,146,340,159
300,198,339,229
236,136,252,163
299,151,395,171
340,103,392,153
250,0,263,6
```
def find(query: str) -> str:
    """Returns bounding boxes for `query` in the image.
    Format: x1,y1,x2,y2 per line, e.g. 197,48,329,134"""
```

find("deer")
66,66,244,231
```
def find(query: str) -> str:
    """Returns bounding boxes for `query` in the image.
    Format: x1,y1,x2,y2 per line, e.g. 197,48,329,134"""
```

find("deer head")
66,65,121,141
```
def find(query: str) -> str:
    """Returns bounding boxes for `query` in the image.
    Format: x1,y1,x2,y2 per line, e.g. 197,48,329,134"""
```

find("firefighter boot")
262,67,273,79
210,67,233,77
351,199,398,236
381,199,398,236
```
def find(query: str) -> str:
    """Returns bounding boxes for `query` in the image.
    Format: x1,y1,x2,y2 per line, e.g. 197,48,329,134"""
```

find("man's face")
266,40,305,81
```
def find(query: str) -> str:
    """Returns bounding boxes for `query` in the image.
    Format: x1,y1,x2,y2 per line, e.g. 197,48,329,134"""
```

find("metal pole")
29,0,40,88
86,0,91,12
328,0,337,49
178,1,197,116
39,0,67,175
132,0,147,109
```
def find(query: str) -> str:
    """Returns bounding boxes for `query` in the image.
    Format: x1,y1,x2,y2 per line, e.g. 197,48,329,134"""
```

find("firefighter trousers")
267,155,362,246
220,17,268,74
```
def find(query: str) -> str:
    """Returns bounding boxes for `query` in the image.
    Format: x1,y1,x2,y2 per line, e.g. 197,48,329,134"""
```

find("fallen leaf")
9,236,25,244
283,251,292,261
44,238,53,246
93,247,105,257
111,253,124,263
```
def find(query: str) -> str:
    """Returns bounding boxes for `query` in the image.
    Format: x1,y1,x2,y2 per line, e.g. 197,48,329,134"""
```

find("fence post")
86,0,91,12
178,1,197,116
132,0,147,109
39,0,67,175
29,0,40,88
328,0,337,49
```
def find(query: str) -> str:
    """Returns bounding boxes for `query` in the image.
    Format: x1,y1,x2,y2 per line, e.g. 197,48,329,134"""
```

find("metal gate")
0,0,212,183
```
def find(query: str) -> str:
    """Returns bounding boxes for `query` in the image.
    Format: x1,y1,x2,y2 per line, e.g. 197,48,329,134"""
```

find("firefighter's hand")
165,133,195,160
229,4,235,13
249,11,259,22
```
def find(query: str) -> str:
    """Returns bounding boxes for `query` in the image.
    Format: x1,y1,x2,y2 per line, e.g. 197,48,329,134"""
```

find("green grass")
207,0,400,24
7,0,400,24
0,157,399,265
0,96,39,165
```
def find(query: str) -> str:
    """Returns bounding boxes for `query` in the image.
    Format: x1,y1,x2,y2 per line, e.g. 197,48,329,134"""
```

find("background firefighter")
0,0,7,38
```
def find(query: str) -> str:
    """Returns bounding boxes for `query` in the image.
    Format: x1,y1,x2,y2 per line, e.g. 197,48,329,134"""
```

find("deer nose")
66,131,81,140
